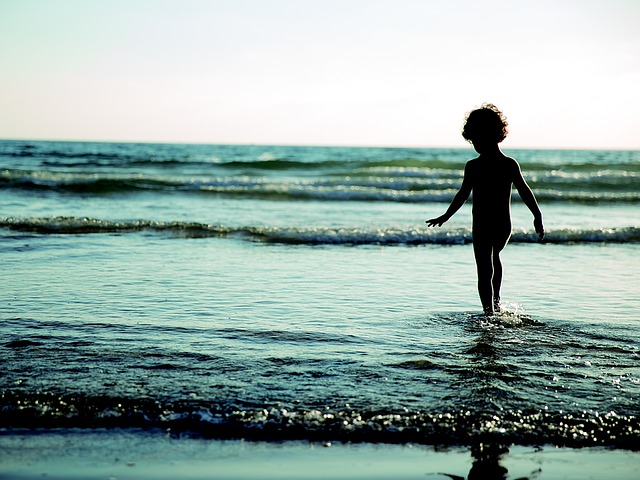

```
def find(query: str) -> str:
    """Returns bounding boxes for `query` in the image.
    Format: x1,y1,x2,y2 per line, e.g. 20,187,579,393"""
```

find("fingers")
426,215,448,227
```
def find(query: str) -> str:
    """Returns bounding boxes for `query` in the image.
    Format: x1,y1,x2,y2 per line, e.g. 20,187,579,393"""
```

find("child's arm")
513,163,544,240
426,163,472,227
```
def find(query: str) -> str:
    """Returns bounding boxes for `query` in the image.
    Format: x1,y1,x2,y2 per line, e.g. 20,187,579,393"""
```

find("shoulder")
503,155,522,172
503,156,525,183
463,159,479,179
465,158,480,170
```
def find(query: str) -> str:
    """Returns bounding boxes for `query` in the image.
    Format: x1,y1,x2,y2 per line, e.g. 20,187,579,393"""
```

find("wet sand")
1,430,639,479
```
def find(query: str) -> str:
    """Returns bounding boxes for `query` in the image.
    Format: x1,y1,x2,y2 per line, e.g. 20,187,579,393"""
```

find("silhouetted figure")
427,104,544,315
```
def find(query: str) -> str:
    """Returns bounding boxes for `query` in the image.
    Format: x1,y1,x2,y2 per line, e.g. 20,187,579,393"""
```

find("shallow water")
3,432,640,480
1,140,639,448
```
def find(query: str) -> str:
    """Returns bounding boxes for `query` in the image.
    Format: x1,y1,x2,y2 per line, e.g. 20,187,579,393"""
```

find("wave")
2,148,128,161
1,169,184,194
4,142,639,171
2,145,464,172
2,217,639,245
1,390,638,448
3,169,638,203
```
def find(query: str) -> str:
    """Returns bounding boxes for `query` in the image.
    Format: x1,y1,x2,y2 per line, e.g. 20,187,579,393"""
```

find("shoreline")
1,429,639,479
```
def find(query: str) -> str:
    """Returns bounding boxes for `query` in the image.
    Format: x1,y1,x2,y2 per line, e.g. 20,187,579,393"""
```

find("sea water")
1,140,639,447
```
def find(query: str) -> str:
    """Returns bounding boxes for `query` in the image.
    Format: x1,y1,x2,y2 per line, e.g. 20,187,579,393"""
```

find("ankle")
493,297,501,311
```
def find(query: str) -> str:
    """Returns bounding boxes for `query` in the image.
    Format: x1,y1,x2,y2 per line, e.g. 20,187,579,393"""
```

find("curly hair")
462,103,509,144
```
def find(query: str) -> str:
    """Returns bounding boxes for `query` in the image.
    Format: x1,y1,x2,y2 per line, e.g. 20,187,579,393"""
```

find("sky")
0,0,639,149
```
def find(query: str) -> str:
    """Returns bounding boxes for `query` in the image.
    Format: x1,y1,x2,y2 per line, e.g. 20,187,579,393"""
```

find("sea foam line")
1,390,638,448
1,217,639,245
2,170,638,203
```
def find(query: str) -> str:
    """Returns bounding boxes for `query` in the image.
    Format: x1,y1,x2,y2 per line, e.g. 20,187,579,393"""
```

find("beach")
1,140,639,477
3,431,640,480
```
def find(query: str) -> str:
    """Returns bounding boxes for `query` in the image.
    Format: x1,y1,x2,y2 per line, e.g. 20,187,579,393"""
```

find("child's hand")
534,217,544,241
426,215,449,227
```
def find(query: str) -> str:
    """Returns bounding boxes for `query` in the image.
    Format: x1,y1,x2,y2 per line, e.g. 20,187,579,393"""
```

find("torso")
467,155,517,233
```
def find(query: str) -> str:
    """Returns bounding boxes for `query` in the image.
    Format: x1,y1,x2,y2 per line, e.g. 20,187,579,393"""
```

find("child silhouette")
427,104,544,315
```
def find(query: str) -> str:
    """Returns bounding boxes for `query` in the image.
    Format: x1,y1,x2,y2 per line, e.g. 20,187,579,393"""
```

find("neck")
474,143,501,156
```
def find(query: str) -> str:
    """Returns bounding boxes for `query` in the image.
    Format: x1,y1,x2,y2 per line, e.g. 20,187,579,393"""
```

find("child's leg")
492,251,503,311
491,230,511,311
473,239,494,315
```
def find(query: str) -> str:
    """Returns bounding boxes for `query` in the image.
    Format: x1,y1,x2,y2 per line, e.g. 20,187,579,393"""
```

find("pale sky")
1,0,639,149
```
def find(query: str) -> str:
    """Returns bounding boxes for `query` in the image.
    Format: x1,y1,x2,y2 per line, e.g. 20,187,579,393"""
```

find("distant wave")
1,169,184,193
2,169,638,203
2,217,638,245
4,143,639,172
1,390,638,448
2,149,128,161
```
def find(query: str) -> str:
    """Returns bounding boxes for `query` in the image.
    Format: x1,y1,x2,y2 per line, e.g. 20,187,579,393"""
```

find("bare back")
466,154,519,233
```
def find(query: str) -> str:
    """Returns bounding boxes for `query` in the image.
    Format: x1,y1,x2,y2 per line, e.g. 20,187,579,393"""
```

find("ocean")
1,139,639,453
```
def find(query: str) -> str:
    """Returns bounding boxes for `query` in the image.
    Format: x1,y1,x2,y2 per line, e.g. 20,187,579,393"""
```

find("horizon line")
1,137,639,152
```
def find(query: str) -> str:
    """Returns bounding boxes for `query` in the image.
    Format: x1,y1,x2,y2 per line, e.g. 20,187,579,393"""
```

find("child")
426,104,544,315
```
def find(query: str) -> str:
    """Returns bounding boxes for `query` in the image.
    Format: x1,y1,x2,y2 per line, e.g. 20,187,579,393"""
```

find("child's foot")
493,298,501,313
483,306,495,316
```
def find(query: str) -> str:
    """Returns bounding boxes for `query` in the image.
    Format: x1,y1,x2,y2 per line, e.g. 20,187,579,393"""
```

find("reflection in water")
439,315,543,479
461,314,513,412
467,443,509,480
440,443,541,480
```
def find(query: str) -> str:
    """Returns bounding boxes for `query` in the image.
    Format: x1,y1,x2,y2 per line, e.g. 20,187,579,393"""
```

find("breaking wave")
1,391,638,448
2,169,638,203
2,217,638,245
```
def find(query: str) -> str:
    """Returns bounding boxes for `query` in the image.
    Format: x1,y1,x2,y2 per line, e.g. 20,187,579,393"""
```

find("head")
462,103,508,154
